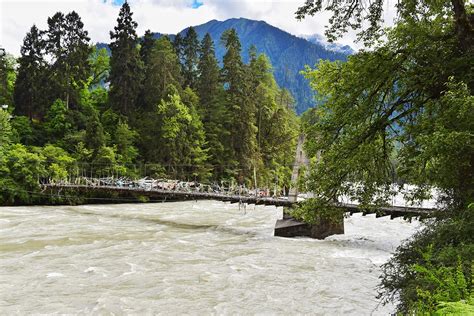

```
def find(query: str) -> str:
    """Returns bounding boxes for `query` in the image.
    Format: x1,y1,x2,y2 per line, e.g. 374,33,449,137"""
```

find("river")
0,201,421,315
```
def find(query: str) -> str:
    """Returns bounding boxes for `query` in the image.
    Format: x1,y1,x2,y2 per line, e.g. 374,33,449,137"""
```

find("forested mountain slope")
98,18,351,114
179,18,351,114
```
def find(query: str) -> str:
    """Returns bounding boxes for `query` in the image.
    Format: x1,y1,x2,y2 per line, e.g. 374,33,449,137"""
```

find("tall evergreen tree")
140,29,155,64
173,33,184,64
137,29,156,110
109,1,143,116
14,25,48,119
249,53,298,186
45,11,91,109
197,33,227,176
221,29,257,180
142,37,182,110
182,27,200,89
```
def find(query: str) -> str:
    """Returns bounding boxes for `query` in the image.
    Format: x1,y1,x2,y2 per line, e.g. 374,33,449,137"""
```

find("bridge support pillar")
274,209,344,239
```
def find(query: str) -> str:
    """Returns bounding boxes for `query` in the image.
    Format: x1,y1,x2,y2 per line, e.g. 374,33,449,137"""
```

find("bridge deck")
43,184,436,218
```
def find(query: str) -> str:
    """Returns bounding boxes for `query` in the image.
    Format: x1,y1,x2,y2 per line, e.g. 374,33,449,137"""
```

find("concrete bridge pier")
274,134,344,239
274,209,344,239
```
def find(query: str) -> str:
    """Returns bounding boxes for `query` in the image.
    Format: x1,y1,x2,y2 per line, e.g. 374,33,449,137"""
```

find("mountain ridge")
98,18,352,114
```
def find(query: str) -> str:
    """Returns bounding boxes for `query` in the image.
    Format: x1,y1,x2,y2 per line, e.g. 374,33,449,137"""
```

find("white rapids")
0,201,421,314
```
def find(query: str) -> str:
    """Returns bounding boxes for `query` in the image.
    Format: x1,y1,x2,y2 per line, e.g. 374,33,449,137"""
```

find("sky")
0,0,398,56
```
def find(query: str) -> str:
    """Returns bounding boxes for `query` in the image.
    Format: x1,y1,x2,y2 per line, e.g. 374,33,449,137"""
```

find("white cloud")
0,0,398,56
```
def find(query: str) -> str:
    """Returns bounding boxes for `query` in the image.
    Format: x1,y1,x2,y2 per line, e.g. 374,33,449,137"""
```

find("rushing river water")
0,201,421,315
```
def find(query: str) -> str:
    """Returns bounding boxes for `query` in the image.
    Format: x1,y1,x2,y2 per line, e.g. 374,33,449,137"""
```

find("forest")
0,2,298,205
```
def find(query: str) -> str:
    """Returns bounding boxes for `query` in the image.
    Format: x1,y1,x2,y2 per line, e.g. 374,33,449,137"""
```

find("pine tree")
197,33,220,114
197,33,227,177
142,37,182,110
140,29,155,65
45,11,91,109
221,29,257,181
137,29,156,110
173,33,184,64
249,53,298,187
182,27,200,89
109,1,143,116
14,25,48,119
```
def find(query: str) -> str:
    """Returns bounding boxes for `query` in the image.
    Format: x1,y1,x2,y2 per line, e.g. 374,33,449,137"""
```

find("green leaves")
109,2,143,116
0,109,12,146
299,5,473,313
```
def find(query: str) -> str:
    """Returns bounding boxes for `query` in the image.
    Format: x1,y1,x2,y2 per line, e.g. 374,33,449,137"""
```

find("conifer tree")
173,33,184,64
182,27,200,89
140,29,155,65
109,1,143,116
221,29,257,180
249,53,298,186
142,37,182,110
14,25,48,119
197,33,227,176
137,29,156,110
45,11,91,109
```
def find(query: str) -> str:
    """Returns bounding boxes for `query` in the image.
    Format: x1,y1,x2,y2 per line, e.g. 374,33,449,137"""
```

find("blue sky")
107,0,203,8
191,0,204,9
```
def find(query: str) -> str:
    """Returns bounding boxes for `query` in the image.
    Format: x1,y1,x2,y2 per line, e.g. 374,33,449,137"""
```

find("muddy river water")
0,201,420,314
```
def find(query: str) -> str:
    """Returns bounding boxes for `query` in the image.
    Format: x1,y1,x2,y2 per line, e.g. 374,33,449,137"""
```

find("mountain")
98,18,352,114
178,18,351,114
300,34,355,55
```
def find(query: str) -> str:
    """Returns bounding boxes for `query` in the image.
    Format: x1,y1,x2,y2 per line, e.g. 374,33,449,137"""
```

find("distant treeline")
0,2,298,205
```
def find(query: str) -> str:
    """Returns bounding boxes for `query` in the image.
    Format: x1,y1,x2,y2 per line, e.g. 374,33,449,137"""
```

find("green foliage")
298,1,473,313
0,109,12,146
10,116,34,145
379,205,474,313
296,0,474,50
197,33,228,178
109,1,144,116
436,302,474,315
221,28,258,179
14,25,48,119
0,49,16,107
140,29,156,64
153,86,209,179
47,11,91,109
85,111,105,157
141,37,182,111
0,144,46,204
88,47,110,88
45,99,72,142
34,144,76,182
249,54,299,188
114,120,138,165
182,27,200,89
